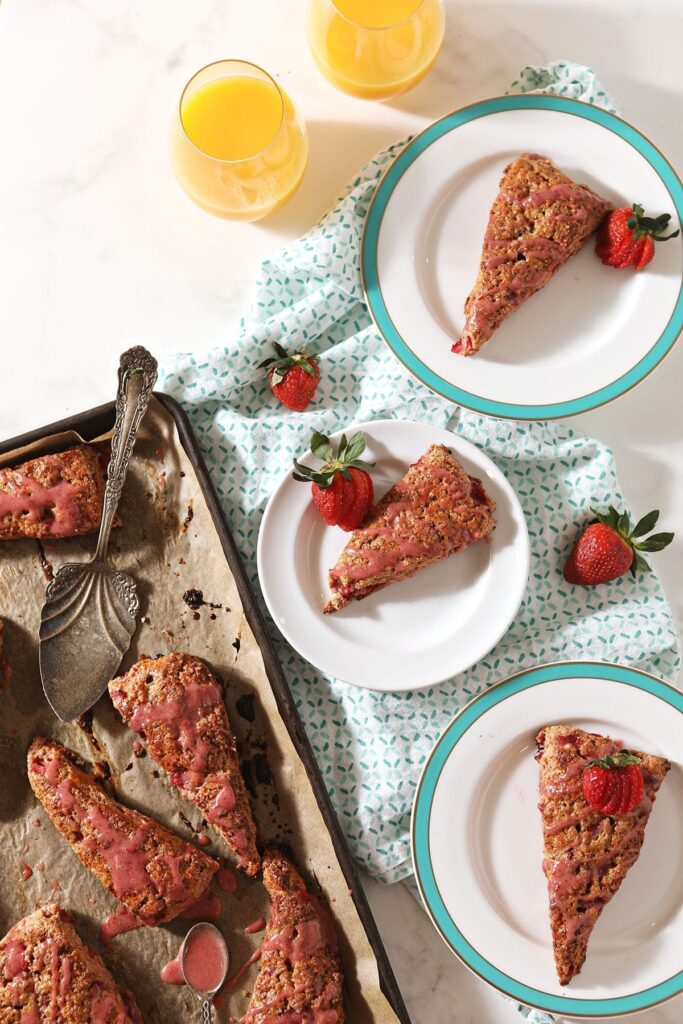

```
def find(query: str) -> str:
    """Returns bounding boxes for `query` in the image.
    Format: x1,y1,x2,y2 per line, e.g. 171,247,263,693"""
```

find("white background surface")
1,1,681,1021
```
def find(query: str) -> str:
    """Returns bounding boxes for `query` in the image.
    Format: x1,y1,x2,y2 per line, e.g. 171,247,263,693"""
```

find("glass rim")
329,0,429,31
178,58,286,164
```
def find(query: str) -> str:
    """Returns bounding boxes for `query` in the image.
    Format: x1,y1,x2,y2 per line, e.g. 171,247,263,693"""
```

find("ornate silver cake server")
39,345,157,721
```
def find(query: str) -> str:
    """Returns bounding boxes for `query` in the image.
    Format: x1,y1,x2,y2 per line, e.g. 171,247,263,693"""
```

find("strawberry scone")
0,903,142,1024
324,444,496,613
0,445,108,540
536,725,669,984
109,653,261,876
27,737,218,927
453,154,612,355
243,847,344,1024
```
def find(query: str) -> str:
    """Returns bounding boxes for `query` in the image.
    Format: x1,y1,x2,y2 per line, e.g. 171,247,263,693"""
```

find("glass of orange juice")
307,0,445,100
170,60,309,221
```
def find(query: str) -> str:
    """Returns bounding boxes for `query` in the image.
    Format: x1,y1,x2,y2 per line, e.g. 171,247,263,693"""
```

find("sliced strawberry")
603,775,624,816
337,468,374,531
634,236,655,270
592,769,610,806
336,476,356,526
625,763,644,811
617,770,632,816
294,431,375,531
312,476,344,526
582,753,644,817
596,203,678,271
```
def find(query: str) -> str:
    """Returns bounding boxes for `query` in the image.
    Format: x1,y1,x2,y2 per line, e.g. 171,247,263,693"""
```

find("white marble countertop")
1,0,681,1021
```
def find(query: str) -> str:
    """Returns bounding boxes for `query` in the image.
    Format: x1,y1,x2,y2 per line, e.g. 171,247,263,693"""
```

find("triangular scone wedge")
0,903,143,1024
536,725,670,985
324,444,496,613
109,653,261,876
28,737,218,926
243,847,344,1024
453,154,612,355
0,444,108,540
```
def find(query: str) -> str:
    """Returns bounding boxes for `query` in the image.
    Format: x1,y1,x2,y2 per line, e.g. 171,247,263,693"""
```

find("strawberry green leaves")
293,431,374,490
309,431,335,463
632,508,660,537
586,752,642,770
627,203,680,242
258,342,318,387
637,534,675,551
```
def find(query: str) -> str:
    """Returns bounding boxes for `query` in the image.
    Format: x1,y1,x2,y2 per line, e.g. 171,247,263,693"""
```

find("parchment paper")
0,397,401,1024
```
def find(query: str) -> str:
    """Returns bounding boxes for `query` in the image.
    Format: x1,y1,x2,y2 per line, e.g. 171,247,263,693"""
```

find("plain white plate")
412,663,683,1017
362,96,683,420
257,419,529,692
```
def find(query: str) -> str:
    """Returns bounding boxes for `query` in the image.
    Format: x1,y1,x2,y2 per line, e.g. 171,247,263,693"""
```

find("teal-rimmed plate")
361,95,683,420
411,662,683,1017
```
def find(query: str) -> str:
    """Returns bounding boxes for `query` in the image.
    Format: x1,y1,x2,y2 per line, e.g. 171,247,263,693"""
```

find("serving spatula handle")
94,346,158,562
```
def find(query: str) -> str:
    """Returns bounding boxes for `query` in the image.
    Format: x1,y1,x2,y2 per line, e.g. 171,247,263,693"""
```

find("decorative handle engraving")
201,999,212,1024
94,346,158,562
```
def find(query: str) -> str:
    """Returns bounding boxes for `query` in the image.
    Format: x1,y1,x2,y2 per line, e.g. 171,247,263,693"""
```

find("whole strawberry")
563,506,673,586
583,752,644,816
258,342,320,411
293,431,374,531
596,203,679,270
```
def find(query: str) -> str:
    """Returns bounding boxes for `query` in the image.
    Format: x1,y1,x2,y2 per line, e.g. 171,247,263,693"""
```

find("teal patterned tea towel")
161,61,678,1024
508,60,618,112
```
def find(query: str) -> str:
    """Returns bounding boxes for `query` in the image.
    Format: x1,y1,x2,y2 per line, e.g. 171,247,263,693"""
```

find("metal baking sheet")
0,393,411,1024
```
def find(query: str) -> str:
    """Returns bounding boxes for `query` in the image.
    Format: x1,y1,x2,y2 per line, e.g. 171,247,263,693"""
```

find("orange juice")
334,0,425,28
182,77,284,162
170,61,308,221
307,0,445,99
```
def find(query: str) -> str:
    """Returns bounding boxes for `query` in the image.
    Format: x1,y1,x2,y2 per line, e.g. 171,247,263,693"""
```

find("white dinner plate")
257,419,529,692
362,95,683,420
412,662,683,1017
